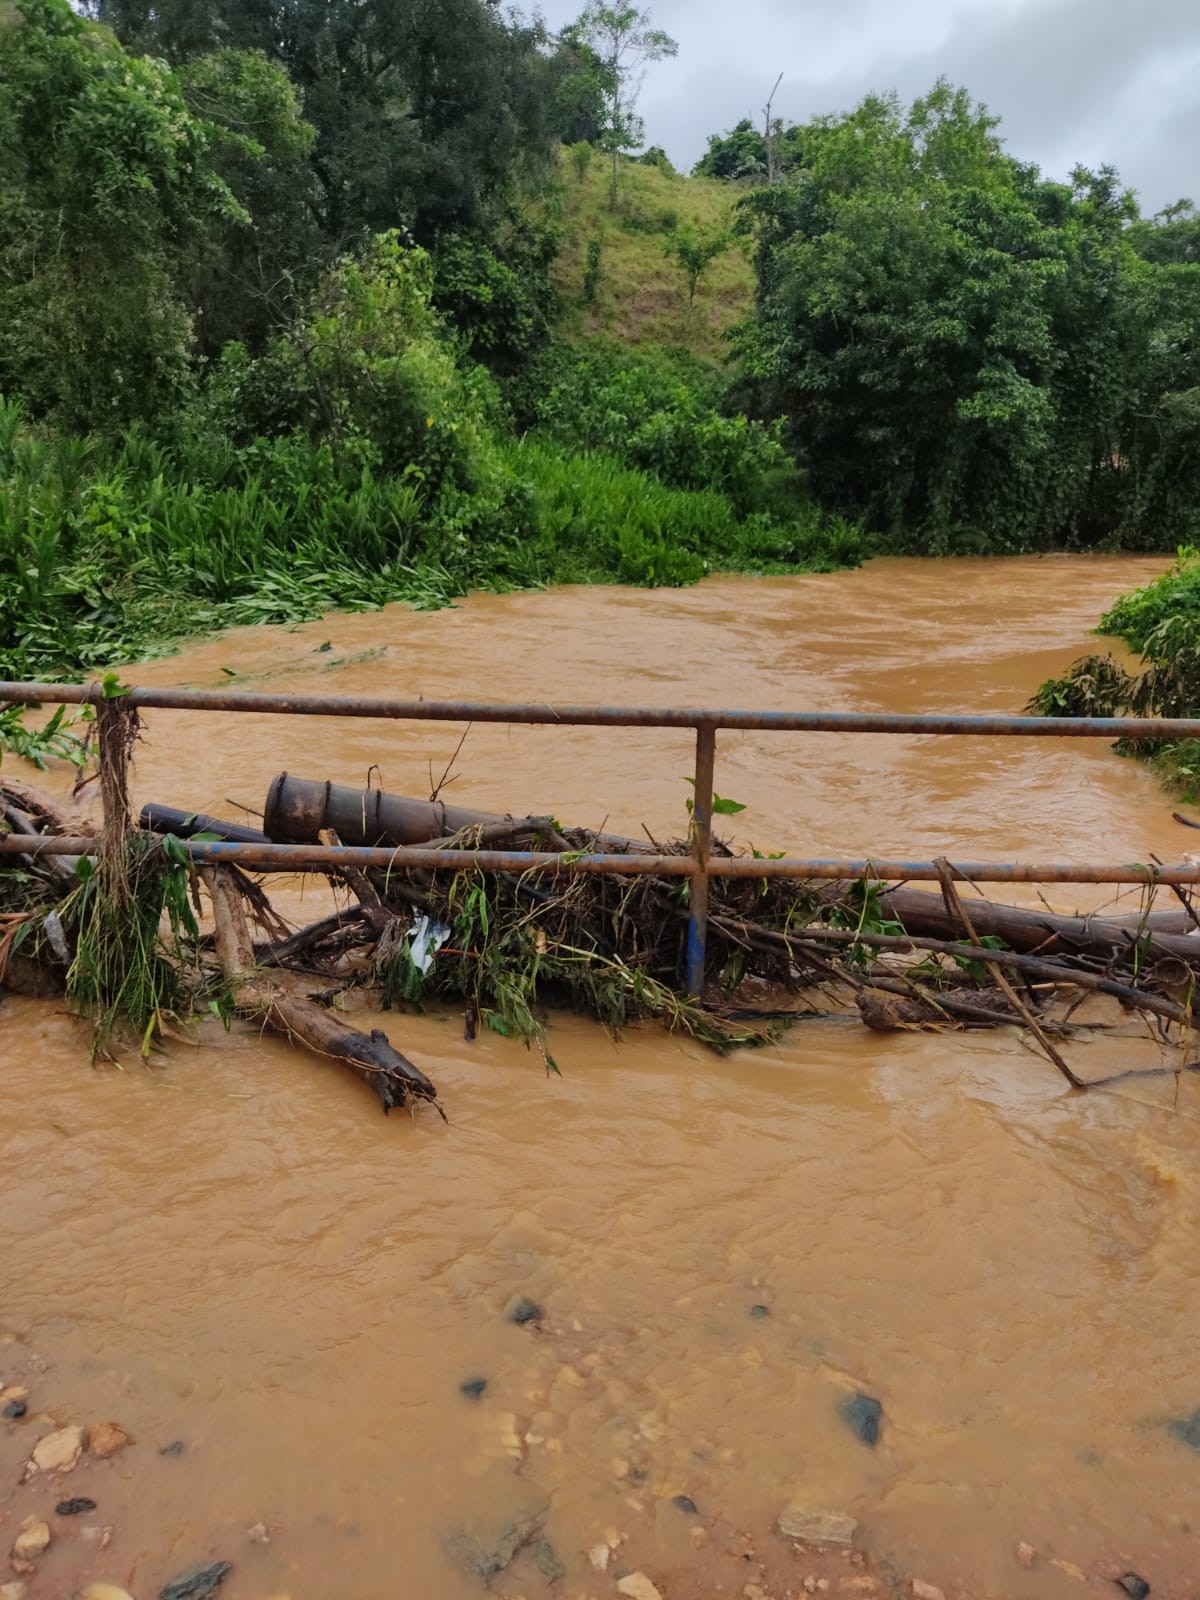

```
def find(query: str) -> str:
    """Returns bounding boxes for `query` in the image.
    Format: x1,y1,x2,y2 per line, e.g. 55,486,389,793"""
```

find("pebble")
839,1581,878,1595
160,1440,185,1456
616,1576,664,1600
504,1295,544,1326
0,1386,28,1403
2,1402,26,1420
1117,1576,1151,1600
0,1582,26,1600
671,1494,699,1515
839,1392,883,1448
159,1560,233,1600
27,1423,85,1475
82,1587,135,1600
11,1520,50,1563
88,1421,132,1459
56,1497,97,1516
246,1522,270,1544
911,1582,945,1600
778,1508,859,1547
1050,1558,1087,1582
587,1544,610,1572
459,1377,488,1400
1016,1542,1037,1570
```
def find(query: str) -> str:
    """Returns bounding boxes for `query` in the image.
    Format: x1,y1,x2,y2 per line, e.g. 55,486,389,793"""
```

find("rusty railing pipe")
4,835,1200,885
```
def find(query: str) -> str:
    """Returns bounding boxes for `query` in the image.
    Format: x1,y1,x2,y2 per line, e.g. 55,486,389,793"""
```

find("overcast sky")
536,0,1199,214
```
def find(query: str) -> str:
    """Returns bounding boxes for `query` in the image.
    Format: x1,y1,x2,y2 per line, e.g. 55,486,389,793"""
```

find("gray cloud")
538,0,1199,211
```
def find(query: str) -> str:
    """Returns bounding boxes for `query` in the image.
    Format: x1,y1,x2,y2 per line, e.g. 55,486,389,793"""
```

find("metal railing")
4,680,1200,997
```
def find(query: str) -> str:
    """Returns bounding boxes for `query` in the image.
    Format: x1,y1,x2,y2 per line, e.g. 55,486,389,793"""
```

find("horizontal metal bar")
2,681,1200,739
4,835,1200,884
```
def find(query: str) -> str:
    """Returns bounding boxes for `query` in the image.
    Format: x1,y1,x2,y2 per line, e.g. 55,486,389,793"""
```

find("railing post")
686,722,716,998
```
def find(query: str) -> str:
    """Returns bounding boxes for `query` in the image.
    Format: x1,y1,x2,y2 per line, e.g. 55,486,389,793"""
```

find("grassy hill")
547,154,755,363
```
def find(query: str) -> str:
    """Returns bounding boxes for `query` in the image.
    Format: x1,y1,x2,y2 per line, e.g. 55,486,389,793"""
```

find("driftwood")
201,865,441,1116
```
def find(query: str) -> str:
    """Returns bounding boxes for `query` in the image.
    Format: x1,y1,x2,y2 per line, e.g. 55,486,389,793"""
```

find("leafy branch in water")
0,705,90,771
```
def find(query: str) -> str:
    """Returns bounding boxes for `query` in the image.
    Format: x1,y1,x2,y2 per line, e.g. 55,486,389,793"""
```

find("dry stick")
256,909,369,968
934,859,1085,1089
708,913,1189,1025
201,865,441,1117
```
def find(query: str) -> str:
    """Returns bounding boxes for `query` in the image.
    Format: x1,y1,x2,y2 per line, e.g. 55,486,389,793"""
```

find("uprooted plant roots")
6,777,1200,1115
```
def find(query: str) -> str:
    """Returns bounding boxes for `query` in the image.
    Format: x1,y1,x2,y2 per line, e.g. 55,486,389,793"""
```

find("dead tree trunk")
201,866,440,1117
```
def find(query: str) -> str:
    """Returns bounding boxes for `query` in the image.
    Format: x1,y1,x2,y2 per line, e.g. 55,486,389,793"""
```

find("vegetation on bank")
1,0,1198,718
1032,552,1200,799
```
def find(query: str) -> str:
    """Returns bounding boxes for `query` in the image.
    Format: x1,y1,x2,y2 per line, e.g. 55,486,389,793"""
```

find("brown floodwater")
4,555,1200,1600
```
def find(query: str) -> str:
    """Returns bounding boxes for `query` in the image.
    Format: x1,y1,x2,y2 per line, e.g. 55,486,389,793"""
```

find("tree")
0,0,243,428
180,48,323,355
692,118,768,182
664,225,728,309
733,82,1158,550
86,0,571,248
567,4,678,207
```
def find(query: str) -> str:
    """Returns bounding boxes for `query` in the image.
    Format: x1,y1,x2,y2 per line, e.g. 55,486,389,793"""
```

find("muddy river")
4,556,1200,1600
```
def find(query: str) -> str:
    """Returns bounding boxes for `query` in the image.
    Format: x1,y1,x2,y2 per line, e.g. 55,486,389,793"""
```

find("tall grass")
0,390,868,688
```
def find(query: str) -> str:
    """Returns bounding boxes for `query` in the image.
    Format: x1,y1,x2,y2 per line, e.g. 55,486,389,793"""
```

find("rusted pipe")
5,834,1200,884
4,681,1200,739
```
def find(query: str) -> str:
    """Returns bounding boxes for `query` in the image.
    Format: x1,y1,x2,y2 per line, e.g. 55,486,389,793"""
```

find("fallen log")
201,865,441,1117
883,886,1200,962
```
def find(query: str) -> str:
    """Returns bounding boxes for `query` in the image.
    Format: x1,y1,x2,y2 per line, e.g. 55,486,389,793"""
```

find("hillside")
548,155,755,362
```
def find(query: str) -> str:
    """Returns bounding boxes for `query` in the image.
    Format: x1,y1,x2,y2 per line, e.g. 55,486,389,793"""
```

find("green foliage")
179,47,323,354
0,0,241,430
1100,549,1200,653
0,704,89,770
514,345,802,517
65,833,200,1057
431,222,560,374
1031,553,1200,796
638,145,675,174
734,80,1200,553
693,118,768,182
568,141,596,185
583,237,604,305
663,224,729,308
89,0,572,248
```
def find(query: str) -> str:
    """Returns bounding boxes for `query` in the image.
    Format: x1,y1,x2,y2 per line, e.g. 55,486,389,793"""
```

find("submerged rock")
840,1392,883,1447
444,1502,546,1579
1167,1409,1200,1449
778,1507,858,1547
749,1304,771,1319
911,1582,945,1600
2,1402,26,1420
670,1494,699,1515
10,1520,50,1563
55,1498,97,1516
504,1295,543,1326
529,1539,565,1583
616,1575,664,1600
158,1560,233,1600
1116,1576,1150,1600
88,1422,131,1459
459,1377,488,1400
159,1440,185,1456
27,1424,85,1476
